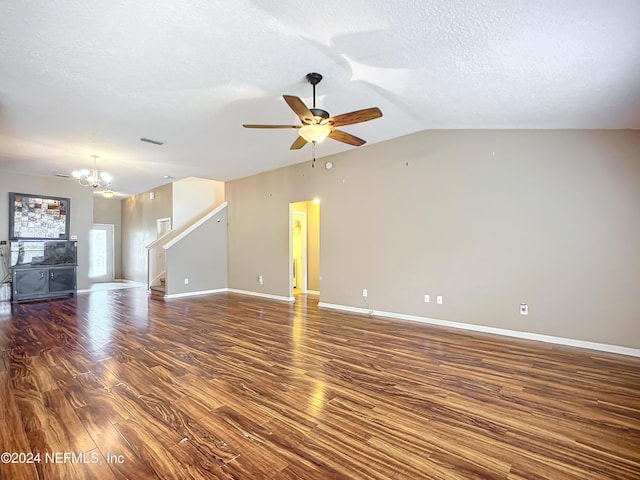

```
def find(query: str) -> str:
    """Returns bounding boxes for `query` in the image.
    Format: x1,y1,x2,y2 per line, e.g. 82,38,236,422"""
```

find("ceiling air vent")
140,137,164,145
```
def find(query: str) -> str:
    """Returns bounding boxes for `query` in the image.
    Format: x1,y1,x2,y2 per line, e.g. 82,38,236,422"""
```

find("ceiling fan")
243,72,382,150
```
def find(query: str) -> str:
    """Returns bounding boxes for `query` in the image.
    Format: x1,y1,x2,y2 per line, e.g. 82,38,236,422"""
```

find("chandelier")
72,155,111,188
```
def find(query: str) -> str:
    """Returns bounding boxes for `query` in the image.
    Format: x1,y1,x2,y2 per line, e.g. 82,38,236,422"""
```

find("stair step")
150,285,165,296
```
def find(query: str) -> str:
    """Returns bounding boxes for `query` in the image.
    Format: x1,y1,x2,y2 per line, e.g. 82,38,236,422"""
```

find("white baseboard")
153,287,294,302
164,288,227,299
318,302,640,358
305,290,320,295
228,288,294,302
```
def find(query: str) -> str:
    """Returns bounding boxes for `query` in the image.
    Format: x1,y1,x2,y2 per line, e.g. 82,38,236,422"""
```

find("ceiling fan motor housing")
306,72,323,85
310,108,330,121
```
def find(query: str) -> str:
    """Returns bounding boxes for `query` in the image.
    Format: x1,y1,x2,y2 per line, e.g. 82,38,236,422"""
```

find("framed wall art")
8,192,71,240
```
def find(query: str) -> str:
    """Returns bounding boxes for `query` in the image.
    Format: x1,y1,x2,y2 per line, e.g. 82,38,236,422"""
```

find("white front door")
89,224,115,282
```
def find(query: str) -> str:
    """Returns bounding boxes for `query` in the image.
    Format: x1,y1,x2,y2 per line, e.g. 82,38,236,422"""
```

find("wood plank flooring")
0,289,639,479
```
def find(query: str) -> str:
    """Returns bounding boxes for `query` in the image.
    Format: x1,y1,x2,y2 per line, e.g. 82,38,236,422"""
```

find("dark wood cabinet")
13,268,47,297
12,265,77,301
48,267,76,294
9,239,77,302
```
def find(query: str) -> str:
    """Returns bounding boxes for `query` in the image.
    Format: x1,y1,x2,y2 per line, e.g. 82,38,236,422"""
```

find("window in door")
89,224,115,282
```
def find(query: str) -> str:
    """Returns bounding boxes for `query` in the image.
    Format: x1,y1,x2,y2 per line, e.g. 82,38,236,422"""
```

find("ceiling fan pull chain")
312,142,316,167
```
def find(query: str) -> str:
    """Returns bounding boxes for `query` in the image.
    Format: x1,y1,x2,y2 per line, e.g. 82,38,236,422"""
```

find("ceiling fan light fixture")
299,123,331,143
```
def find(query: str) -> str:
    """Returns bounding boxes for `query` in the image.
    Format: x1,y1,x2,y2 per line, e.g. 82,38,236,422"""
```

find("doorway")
157,217,172,237
89,224,115,282
290,200,320,297
292,211,307,292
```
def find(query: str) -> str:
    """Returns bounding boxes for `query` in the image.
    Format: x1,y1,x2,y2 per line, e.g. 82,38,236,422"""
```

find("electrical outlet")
184,278,189,285
362,289,368,297
520,303,528,315
437,295,443,304
424,294,430,303
258,275,264,285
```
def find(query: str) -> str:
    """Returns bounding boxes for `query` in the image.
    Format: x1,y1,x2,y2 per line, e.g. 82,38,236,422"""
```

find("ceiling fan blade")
290,135,308,150
283,95,315,124
329,129,366,147
329,107,382,127
243,124,299,129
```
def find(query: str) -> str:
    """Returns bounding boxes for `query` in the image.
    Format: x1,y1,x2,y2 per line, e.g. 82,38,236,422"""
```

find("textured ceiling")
1,0,639,196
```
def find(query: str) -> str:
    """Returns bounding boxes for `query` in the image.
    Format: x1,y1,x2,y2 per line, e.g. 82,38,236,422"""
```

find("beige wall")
172,177,225,231
227,130,640,349
121,183,173,282
93,197,122,279
165,206,228,295
307,201,320,292
121,177,225,285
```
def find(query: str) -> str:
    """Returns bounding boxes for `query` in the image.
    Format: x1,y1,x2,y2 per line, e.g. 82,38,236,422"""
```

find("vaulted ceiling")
1,0,639,196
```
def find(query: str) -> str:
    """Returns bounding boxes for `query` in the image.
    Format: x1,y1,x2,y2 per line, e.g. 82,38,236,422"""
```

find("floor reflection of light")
290,311,307,371
291,305,326,416
129,294,150,329
0,302,11,319
292,312,303,348
87,292,115,354
309,379,327,416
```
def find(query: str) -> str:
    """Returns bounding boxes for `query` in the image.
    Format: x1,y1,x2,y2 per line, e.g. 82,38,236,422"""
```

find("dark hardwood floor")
0,289,639,479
